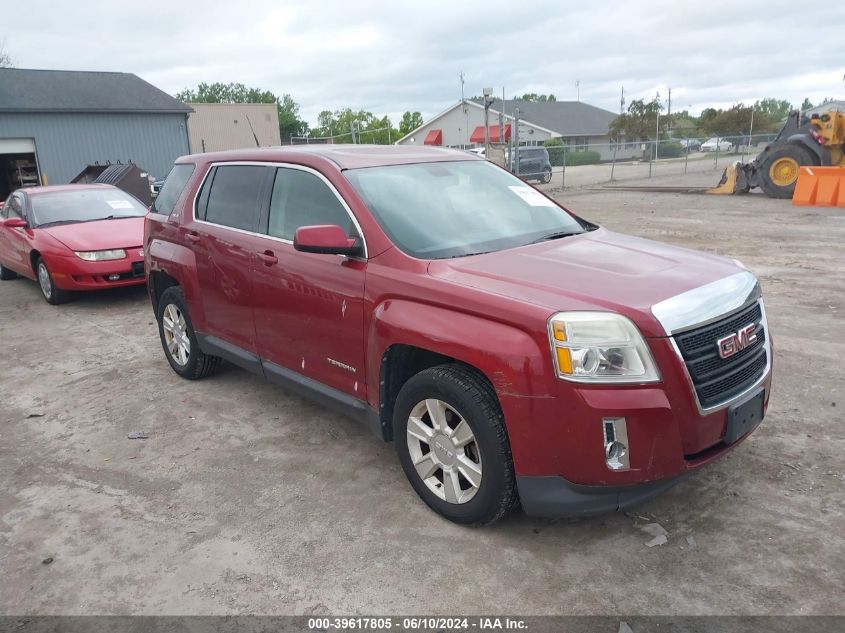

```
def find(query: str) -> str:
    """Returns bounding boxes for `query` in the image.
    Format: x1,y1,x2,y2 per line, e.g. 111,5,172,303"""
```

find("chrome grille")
674,301,767,409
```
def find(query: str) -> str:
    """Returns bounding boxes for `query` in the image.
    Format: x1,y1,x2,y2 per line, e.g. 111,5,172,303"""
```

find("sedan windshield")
344,160,586,259
30,188,147,227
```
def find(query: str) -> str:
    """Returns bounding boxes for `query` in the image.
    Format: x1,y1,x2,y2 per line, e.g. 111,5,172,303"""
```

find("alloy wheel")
38,262,52,299
406,398,482,504
162,303,191,366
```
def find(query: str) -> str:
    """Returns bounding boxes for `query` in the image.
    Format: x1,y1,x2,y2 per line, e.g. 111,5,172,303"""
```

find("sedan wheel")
406,398,483,505
162,303,191,366
38,261,52,299
36,258,72,305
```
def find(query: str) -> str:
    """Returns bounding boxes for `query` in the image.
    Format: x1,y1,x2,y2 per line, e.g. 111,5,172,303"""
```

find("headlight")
547,311,660,383
74,249,126,261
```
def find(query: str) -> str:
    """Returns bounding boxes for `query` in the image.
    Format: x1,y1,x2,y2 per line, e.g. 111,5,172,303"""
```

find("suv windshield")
345,160,585,259
31,188,147,227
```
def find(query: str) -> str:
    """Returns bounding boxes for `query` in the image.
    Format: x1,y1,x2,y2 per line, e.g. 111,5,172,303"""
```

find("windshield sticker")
106,200,134,210
508,186,556,207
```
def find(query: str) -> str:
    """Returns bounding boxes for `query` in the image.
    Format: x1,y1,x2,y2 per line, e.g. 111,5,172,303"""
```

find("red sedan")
0,184,147,304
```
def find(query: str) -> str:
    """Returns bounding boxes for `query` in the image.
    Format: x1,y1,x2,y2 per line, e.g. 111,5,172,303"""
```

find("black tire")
36,258,73,305
758,143,816,199
393,364,518,526
0,262,17,280
541,167,552,184
156,286,222,379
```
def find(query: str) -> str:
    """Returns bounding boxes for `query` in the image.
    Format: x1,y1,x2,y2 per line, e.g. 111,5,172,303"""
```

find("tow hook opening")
603,417,630,470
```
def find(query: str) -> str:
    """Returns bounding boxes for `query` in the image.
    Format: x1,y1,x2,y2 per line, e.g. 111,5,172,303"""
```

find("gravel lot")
1,172,843,616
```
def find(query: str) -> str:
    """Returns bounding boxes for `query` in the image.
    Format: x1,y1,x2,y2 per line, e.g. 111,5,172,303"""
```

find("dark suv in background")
509,147,552,183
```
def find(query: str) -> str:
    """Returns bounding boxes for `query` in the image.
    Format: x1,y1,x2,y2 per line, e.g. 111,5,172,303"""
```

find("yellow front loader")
709,108,845,198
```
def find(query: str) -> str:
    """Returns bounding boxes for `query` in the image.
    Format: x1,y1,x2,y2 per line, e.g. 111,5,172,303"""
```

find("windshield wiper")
80,215,139,222
527,230,582,245
448,250,494,258
36,219,81,228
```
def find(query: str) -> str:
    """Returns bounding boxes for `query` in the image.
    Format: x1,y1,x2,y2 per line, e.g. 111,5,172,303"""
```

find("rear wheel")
759,143,815,199
393,364,518,525
156,286,221,379
0,262,17,280
541,167,552,184
36,258,72,305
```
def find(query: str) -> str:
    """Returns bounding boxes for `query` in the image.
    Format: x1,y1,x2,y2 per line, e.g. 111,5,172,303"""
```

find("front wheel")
541,167,552,184
37,258,72,304
394,364,518,525
759,143,815,199
156,286,222,379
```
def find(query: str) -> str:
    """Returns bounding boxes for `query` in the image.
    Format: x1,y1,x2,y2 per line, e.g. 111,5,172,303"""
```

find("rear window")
203,165,267,232
153,164,195,216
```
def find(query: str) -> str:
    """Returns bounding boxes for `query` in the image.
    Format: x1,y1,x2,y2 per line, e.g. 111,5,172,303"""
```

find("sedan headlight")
74,249,126,261
547,312,660,383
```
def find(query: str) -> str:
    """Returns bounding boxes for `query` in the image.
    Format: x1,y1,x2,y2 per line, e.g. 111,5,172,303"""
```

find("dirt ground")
1,171,843,616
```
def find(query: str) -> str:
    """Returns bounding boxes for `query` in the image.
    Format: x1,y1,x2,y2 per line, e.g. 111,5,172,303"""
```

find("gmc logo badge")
717,324,757,359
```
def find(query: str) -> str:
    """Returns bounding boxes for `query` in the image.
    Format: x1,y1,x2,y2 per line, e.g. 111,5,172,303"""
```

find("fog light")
602,417,630,470
108,274,120,281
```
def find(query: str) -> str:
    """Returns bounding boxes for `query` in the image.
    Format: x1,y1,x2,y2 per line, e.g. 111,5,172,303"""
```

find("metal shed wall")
0,111,190,184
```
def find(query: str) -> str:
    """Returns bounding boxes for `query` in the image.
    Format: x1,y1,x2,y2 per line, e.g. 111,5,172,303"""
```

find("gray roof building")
474,99,618,137
0,68,192,199
394,98,627,160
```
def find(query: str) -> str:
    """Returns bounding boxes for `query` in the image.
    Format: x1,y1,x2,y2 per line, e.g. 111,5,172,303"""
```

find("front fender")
147,238,205,328
787,135,832,166
367,299,557,470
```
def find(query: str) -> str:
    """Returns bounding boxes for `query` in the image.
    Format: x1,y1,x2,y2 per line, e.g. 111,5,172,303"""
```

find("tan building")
186,103,281,153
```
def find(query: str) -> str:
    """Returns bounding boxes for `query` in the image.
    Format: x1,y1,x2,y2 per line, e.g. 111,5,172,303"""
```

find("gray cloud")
3,0,843,125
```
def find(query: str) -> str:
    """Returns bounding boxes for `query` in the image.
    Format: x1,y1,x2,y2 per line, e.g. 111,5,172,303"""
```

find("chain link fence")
529,132,779,189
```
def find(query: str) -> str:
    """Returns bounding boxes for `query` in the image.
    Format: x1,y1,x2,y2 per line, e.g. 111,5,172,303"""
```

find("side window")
7,195,24,219
267,167,356,241
153,163,195,216
204,165,267,232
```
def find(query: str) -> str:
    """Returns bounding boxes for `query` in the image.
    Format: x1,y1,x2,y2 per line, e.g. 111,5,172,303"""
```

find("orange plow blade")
792,166,845,208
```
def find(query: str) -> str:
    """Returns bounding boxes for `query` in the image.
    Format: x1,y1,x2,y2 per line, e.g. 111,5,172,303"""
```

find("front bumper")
49,248,145,291
517,472,688,518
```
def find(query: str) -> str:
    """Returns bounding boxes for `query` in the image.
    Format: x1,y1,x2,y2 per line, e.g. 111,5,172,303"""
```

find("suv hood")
39,217,145,251
427,228,743,338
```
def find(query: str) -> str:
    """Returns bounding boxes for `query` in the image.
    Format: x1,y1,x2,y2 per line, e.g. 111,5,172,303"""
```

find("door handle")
185,232,201,242
257,250,278,266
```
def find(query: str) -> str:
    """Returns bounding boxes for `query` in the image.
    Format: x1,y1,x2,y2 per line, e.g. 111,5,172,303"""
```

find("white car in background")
701,137,732,152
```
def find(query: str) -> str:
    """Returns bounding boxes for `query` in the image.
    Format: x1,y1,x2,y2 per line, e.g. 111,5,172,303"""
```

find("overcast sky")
3,0,843,126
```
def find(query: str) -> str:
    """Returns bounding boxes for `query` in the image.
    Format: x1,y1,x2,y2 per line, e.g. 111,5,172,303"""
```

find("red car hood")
427,228,743,337
39,217,145,252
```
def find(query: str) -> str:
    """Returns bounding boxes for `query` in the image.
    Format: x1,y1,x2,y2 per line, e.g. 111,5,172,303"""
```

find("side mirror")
2,217,27,229
294,225,362,257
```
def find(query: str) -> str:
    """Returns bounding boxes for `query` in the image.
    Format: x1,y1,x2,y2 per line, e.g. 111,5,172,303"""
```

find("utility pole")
460,71,468,145
483,87,493,156
350,120,356,144
575,80,580,102
513,108,521,175
620,86,625,114
667,87,672,133
498,87,505,145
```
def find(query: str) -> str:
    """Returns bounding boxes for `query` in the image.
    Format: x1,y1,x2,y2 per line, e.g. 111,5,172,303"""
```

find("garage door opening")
0,138,41,200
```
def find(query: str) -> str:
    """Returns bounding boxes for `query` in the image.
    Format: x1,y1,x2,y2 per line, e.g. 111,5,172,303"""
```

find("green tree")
701,104,774,136
609,97,664,140
311,108,398,144
0,42,13,68
175,82,308,142
800,98,814,111
519,93,556,102
753,98,793,121
398,111,423,136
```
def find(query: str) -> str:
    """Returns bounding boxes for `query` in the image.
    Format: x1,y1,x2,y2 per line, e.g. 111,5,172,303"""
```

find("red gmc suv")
144,146,772,525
